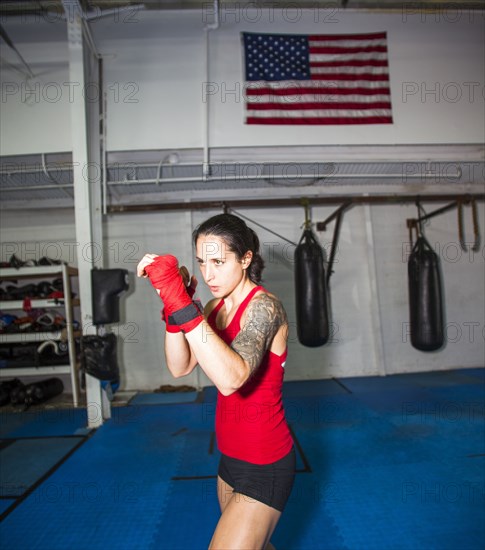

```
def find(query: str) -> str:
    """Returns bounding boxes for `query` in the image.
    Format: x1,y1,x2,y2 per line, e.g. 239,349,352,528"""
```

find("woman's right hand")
136,253,159,278
137,254,197,292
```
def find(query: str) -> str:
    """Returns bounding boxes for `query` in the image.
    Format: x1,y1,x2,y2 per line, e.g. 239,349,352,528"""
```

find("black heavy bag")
9,382,27,406
81,333,119,381
92,269,129,325
24,378,64,406
0,378,24,406
408,236,445,351
294,229,330,347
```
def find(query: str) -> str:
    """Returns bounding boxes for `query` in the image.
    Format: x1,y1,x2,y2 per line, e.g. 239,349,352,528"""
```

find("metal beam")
319,202,353,283
107,193,485,214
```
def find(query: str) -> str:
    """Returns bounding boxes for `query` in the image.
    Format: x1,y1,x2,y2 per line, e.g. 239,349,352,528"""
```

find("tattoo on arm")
231,293,287,374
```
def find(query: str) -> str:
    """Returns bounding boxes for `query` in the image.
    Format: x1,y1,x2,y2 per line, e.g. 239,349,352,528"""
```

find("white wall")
372,202,485,374
2,203,484,390
1,9,484,155
102,9,485,149
205,11,485,148
0,37,72,155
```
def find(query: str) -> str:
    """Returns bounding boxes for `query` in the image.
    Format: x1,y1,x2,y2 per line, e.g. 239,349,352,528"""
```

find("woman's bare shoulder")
244,289,288,326
253,288,282,307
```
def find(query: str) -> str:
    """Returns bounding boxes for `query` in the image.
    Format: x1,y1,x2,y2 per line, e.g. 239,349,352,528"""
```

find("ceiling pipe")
0,172,471,193
1,183,74,191
0,163,466,182
0,170,470,191
105,171,463,185
202,0,220,181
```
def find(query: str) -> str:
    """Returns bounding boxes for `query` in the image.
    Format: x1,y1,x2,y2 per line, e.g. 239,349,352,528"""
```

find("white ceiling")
1,1,484,45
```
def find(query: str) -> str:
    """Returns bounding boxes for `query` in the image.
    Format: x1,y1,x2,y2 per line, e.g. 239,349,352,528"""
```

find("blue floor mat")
149,478,220,550
327,461,484,550
454,367,485,381
338,369,484,394
0,374,484,550
398,369,485,388
201,385,218,403
283,378,349,397
0,500,16,515
0,437,84,497
0,406,192,550
273,474,347,550
1,408,89,438
0,413,31,439
130,391,199,405
173,429,220,478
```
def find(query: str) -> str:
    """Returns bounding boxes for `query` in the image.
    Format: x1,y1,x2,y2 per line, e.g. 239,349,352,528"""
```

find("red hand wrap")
162,308,181,333
145,255,203,333
162,280,200,333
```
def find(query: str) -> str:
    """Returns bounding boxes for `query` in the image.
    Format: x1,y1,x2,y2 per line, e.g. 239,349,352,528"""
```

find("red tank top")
207,285,293,465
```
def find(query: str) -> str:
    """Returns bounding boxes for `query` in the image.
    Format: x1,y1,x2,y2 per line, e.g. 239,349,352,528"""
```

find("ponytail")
247,228,264,284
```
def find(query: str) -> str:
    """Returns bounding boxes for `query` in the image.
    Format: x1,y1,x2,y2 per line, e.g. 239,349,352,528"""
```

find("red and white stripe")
245,32,393,125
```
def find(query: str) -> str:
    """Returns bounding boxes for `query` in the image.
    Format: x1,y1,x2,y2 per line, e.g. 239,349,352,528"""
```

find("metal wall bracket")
316,201,353,283
407,195,481,252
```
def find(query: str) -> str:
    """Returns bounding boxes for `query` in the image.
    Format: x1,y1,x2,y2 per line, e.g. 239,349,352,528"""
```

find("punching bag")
81,333,119,381
0,379,24,406
408,235,445,351
24,378,64,406
9,382,27,406
294,228,330,347
92,269,129,325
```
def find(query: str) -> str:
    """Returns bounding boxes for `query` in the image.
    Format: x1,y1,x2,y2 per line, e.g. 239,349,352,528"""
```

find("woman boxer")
137,213,294,550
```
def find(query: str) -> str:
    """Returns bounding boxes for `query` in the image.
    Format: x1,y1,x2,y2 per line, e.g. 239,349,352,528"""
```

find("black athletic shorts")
217,447,296,512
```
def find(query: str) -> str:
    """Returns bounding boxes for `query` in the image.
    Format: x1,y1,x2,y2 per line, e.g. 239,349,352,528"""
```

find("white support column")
364,204,387,376
64,1,109,427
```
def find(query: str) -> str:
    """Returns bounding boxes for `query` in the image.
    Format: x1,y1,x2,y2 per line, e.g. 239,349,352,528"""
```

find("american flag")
242,31,393,125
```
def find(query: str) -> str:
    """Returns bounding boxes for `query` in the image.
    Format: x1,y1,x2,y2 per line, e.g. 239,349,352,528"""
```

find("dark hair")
192,213,265,283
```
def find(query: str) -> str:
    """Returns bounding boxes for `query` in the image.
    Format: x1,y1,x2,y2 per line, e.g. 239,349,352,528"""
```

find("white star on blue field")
243,33,311,81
